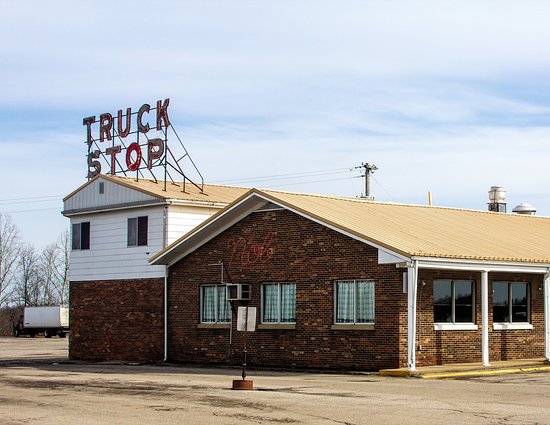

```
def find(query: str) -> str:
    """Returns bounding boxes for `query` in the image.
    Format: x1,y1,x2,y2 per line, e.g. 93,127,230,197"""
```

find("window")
334,280,375,324
71,222,90,250
262,283,296,323
200,285,231,323
493,282,529,323
99,182,105,194
433,280,474,323
127,216,148,246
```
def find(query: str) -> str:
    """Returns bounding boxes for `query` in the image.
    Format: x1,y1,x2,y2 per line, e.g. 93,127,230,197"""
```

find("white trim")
493,322,533,331
434,323,478,331
407,261,418,371
481,270,490,366
414,257,550,274
544,271,550,361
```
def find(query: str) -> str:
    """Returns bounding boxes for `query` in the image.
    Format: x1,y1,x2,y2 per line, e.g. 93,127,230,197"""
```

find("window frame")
127,216,148,247
333,279,375,325
71,222,90,250
261,282,297,324
433,279,475,325
492,281,530,325
199,284,231,324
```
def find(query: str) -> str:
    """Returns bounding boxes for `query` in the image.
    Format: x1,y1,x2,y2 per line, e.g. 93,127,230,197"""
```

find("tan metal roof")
151,187,550,266
259,189,550,264
63,174,249,205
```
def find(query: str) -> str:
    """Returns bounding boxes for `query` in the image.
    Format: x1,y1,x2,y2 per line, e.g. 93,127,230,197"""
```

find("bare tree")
15,244,42,306
55,230,70,306
0,213,20,307
40,231,70,306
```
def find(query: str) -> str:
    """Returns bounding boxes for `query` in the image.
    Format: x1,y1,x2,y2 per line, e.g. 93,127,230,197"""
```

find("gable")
175,208,382,275
63,176,161,214
150,190,409,266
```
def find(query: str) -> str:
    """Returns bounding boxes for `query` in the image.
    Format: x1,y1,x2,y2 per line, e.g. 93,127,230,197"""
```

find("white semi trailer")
14,306,69,338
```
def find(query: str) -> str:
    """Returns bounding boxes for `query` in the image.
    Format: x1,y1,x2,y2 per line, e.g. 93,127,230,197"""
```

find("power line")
261,175,355,189
0,195,62,203
2,207,61,214
212,167,352,185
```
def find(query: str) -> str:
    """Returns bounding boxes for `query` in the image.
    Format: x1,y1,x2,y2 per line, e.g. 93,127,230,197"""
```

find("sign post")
232,306,256,390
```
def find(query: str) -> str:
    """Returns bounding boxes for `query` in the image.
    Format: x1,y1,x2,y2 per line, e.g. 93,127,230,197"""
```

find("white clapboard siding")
166,205,219,244
69,206,166,281
65,177,159,212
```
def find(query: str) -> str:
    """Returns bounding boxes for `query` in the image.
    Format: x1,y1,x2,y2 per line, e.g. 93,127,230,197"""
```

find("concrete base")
232,379,254,390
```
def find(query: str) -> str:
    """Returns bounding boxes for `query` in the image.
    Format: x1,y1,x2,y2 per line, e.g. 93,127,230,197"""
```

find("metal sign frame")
83,98,203,192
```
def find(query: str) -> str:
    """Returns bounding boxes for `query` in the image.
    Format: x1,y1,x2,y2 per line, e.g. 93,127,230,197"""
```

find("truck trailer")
14,306,69,338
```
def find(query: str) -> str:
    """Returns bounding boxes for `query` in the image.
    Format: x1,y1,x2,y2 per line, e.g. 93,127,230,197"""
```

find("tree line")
0,213,69,334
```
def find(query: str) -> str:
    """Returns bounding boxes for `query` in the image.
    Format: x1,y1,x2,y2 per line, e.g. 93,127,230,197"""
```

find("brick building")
62,174,247,361
151,188,550,371
65,178,550,371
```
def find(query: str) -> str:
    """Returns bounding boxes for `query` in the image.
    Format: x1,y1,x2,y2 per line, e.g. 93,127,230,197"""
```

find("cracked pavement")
1,337,550,424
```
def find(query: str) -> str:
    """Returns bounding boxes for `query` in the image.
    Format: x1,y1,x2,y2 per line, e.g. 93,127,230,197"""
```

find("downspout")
407,260,418,371
164,265,169,362
481,270,490,366
544,268,550,362
163,206,169,363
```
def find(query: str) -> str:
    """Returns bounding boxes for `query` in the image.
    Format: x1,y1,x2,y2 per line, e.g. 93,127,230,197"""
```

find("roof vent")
512,203,536,215
488,186,506,213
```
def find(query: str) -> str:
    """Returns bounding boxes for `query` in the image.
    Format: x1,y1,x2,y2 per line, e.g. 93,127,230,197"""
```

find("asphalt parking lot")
2,337,550,425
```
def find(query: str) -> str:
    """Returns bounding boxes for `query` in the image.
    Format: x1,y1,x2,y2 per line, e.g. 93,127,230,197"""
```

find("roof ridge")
261,188,550,220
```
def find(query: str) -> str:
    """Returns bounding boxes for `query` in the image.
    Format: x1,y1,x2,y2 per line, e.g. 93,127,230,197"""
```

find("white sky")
1,0,550,247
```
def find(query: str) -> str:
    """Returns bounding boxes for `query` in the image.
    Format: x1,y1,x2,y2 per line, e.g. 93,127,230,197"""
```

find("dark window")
99,182,104,194
433,280,474,323
127,216,148,247
493,281,529,323
71,222,90,250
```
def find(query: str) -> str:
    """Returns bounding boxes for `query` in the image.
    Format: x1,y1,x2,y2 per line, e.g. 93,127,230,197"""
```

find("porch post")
544,270,550,362
407,261,418,371
481,270,490,366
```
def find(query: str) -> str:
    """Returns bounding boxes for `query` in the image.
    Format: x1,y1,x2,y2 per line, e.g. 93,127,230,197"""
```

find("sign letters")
83,99,170,178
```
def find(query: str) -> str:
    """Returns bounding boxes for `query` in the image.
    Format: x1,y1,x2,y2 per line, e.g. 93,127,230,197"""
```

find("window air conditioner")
226,283,251,301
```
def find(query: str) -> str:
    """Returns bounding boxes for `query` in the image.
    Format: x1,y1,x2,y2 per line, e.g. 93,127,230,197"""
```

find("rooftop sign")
83,99,203,191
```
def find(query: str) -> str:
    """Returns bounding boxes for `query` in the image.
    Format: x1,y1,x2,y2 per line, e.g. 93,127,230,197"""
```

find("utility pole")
356,163,378,199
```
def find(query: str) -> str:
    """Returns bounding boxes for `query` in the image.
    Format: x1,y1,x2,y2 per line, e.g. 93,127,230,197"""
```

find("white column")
481,270,490,366
407,261,418,371
544,271,550,362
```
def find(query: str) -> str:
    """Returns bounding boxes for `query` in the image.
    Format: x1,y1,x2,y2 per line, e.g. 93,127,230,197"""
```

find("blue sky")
1,1,550,247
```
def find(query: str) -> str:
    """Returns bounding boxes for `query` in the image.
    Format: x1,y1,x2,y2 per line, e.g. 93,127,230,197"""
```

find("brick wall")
168,209,405,371
414,270,544,366
70,278,164,361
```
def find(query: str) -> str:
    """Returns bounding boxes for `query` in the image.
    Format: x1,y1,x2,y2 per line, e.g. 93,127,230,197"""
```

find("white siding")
166,205,219,244
65,177,158,212
378,249,403,264
69,206,166,281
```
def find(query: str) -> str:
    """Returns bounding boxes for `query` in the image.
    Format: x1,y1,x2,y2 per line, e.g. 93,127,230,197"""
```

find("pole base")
232,379,254,390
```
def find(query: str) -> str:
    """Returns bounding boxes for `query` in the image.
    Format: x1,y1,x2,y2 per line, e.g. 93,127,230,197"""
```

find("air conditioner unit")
226,283,251,301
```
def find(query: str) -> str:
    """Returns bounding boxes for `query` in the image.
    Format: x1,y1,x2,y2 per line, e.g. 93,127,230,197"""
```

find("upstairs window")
334,280,375,324
433,280,474,323
71,222,90,250
262,283,296,323
128,216,148,247
493,282,529,323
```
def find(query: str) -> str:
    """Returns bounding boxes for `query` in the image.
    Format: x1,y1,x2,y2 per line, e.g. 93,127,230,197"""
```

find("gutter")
164,265,168,362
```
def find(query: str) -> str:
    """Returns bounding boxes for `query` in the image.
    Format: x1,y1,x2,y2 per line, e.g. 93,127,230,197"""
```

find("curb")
420,365,550,379
379,365,550,379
